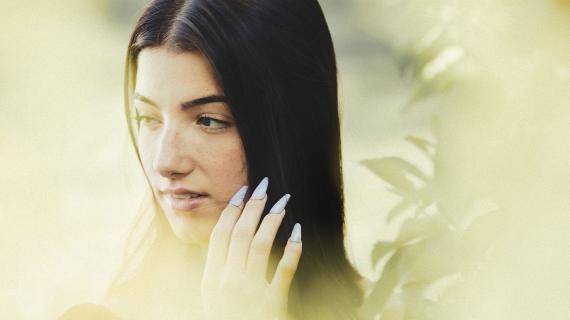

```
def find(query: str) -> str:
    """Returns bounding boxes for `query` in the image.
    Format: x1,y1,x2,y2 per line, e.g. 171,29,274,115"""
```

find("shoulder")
57,303,122,320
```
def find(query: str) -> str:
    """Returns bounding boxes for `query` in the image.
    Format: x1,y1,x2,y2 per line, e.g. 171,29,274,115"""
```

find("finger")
204,185,248,279
247,194,291,276
226,177,269,271
271,223,302,299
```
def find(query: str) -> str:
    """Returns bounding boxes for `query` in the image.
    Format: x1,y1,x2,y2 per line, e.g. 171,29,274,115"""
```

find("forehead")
135,47,222,100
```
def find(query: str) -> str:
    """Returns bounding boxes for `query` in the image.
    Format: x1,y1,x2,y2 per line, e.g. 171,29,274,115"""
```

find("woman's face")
134,47,248,244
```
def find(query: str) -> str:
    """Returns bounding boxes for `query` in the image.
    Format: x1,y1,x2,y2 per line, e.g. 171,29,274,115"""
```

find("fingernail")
290,223,301,243
269,194,291,214
251,177,269,200
229,185,248,206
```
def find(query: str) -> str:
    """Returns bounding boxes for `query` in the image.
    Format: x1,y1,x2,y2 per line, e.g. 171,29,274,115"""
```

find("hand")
201,177,302,320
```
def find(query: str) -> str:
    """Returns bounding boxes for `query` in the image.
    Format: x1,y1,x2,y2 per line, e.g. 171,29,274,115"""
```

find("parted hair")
117,0,364,318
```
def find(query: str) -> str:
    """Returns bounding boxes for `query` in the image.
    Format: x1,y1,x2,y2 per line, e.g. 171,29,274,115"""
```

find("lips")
171,193,204,199
169,188,207,195
161,188,209,212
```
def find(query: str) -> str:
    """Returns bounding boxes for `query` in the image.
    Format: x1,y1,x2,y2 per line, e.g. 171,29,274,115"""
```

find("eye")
196,116,230,130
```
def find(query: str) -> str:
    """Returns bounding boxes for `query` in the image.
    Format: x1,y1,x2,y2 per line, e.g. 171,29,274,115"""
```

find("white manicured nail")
269,194,291,214
251,177,269,200
229,185,248,206
290,223,301,243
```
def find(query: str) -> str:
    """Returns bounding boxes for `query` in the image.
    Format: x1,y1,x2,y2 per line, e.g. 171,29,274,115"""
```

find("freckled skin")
135,47,248,245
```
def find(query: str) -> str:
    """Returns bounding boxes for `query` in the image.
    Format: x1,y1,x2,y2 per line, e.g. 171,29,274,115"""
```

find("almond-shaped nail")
251,177,269,200
269,194,291,214
229,185,248,206
290,223,301,243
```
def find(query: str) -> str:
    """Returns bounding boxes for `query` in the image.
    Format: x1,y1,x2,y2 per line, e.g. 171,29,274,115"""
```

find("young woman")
59,0,364,319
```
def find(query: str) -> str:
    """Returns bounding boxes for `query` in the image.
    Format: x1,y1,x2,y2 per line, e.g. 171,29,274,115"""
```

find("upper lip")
161,188,208,196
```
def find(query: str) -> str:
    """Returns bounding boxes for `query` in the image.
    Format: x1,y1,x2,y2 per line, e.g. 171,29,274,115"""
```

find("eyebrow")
133,92,229,111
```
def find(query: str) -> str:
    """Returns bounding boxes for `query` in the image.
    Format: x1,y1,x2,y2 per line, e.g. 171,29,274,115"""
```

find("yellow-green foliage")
356,1,570,319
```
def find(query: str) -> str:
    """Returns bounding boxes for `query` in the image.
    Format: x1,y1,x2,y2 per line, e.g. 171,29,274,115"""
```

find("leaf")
370,241,397,268
386,198,415,222
361,157,428,195
396,213,449,245
404,80,438,108
398,232,463,283
403,68,455,109
421,46,465,81
405,136,435,158
394,51,419,80
361,251,403,319
402,273,463,304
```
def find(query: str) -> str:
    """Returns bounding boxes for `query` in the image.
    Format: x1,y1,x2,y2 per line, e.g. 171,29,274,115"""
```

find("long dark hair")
123,0,363,318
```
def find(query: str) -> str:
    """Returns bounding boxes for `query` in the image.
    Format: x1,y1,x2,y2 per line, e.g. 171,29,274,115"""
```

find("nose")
153,126,195,179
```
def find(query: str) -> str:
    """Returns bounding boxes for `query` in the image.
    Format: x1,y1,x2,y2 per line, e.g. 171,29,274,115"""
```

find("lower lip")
164,194,208,211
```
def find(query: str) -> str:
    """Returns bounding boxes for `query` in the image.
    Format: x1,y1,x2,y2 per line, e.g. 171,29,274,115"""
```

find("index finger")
203,185,248,277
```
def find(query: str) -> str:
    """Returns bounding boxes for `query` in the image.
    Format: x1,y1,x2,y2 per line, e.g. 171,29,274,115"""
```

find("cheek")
136,128,247,190
202,136,248,186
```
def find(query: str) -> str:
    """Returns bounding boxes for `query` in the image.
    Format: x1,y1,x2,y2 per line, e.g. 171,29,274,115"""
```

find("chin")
165,210,214,245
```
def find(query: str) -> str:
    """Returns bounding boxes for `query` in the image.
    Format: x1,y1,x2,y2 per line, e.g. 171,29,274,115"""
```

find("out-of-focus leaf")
413,193,437,216
377,291,406,320
400,281,424,319
403,45,461,109
396,213,449,245
404,74,454,109
405,136,435,158
361,251,403,320
405,273,462,304
387,184,436,222
361,157,428,195
413,25,445,56
421,46,465,81
370,241,397,268
393,48,418,80
386,198,415,222
404,79,437,107
401,278,436,299
399,232,463,284
394,41,444,81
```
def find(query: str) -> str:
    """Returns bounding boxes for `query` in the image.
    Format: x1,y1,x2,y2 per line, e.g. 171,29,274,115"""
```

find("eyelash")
196,116,231,131
132,115,230,132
